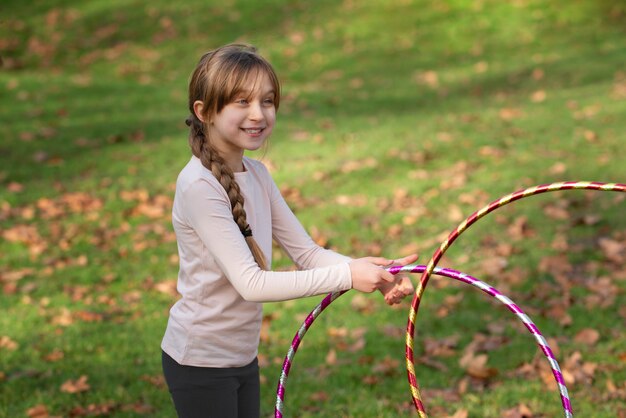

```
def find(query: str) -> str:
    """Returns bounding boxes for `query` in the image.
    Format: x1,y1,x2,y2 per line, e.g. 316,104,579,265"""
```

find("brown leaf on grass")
530,90,546,103
413,70,439,88
26,404,49,418
308,226,329,247
120,189,150,202
350,294,374,314
542,201,570,220
480,256,508,276
335,194,368,207
7,182,24,192
347,337,366,353
60,375,90,394
447,408,469,418
499,107,524,121
325,349,337,365
153,279,178,297
51,307,74,326
538,254,573,293
133,198,168,219
612,71,626,99
259,313,276,343
562,351,597,385
423,335,459,357
545,302,572,327
372,356,400,376
2,224,44,249
551,233,569,251
549,162,567,175
380,324,404,341
340,157,377,173
419,356,449,372
459,352,497,379
479,145,505,158
446,204,464,222
0,268,35,282
440,172,467,190
467,333,510,352
74,311,103,323
70,401,119,416
140,374,166,389
362,375,379,385
44,349,64,362
585,276,617,309
435,293,464,318
309,391,329,402
327,327,348,339
0,336,18,351
507,216,534,240
573,328,600,345
598,237,625,263
501,403,534,418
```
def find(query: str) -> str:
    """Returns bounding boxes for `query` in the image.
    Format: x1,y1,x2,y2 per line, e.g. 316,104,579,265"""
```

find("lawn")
1,0,625,417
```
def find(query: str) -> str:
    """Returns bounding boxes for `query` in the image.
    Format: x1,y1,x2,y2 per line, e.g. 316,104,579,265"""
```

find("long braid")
186,114,268,270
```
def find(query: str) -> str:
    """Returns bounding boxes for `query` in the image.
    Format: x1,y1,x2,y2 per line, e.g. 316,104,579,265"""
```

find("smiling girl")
161,43,416,418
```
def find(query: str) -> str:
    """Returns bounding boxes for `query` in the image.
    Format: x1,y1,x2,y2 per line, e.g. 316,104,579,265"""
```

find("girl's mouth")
242,128,264,135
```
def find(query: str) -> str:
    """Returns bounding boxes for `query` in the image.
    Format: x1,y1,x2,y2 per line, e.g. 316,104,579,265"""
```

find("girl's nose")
248,102,264,120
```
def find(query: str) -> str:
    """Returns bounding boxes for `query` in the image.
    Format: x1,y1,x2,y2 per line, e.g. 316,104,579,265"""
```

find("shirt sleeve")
181,178,352,303
264,171,353,269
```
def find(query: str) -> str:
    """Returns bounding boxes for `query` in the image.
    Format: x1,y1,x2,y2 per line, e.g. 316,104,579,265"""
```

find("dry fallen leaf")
0,336,19,351
372,356,400,376
60,375,90,394
447,408,469,418
325,349,337,365
598,237,625,263
26,404,49,418
502,402,534,418
573,328,600,346
459,352,498,379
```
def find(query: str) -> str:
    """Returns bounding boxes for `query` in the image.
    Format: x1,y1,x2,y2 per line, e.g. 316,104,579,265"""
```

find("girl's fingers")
392,253,419,266
368,256,393,266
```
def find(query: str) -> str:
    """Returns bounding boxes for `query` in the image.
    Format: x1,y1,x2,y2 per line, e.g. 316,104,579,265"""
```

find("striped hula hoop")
275,265,570,417
407,181,626,416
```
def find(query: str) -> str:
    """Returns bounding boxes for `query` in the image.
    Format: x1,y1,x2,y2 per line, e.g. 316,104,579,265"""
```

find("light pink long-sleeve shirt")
161,156,352,367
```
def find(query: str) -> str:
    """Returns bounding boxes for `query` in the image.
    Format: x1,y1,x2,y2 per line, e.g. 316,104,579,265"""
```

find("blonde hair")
186,43,280,270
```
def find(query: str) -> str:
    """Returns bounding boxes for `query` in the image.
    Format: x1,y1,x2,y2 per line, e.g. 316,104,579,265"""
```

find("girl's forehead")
238,70,275,95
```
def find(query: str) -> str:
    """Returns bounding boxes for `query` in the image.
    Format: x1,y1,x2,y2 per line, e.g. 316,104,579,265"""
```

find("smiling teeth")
244,129,262,134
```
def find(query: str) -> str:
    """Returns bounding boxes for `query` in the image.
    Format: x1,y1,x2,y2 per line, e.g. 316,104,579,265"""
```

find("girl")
161,43,417,418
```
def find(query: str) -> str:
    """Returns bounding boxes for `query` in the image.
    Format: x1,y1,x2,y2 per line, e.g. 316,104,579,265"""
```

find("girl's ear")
193,100,207,123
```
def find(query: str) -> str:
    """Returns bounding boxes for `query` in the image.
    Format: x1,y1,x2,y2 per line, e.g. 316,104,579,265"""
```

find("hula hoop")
275,265,569,417
406,181,626,417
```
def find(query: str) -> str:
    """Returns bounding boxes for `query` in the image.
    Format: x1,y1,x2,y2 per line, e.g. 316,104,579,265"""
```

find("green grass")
1,0,626,416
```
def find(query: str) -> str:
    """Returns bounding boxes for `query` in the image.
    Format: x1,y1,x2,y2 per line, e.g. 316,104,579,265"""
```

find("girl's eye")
235,98,248,105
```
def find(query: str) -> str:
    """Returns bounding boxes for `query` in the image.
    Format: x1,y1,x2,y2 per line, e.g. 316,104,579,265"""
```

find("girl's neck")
223,152,246,173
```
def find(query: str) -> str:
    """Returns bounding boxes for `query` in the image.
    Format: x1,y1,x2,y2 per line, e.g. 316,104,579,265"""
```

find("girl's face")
207,71,276,161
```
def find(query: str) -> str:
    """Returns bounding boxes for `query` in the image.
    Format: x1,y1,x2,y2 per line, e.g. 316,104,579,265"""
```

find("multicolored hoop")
275,265,570,417
406,181,626,416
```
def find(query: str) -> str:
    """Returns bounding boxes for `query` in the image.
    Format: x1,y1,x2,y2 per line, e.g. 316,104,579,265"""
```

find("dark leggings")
162,351,260,418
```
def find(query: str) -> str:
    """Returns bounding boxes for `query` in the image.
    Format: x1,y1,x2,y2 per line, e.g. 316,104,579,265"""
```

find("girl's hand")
349,257,396,293
377,253,418,305
379,275,414,305
349,253,418,295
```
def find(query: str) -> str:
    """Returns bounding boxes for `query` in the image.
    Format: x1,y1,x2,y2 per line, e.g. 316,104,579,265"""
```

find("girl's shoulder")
243,157,272,178
177,156,221,191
